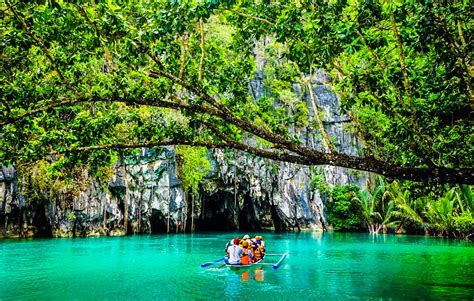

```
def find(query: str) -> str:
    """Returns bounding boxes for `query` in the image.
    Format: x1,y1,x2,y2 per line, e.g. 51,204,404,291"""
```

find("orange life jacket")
254,245,264,260
240,248,253,265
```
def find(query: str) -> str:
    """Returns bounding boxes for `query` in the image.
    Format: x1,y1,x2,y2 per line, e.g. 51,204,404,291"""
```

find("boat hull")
225,258,264,269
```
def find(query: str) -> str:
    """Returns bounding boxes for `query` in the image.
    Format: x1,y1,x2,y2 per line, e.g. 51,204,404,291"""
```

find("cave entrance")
150,209,167,233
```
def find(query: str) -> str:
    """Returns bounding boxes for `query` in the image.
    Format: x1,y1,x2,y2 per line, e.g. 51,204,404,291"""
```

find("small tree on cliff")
176,146,210,232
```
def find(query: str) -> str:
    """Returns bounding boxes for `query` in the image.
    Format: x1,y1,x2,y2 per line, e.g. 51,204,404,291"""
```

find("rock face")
0,47,370,238
197,67,371,233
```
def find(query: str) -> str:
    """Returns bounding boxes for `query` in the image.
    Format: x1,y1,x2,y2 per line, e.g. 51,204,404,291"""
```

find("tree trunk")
374,224,383,234
368,224,374,234
191,193,194,232
102,195,107,231
175,207,179,234
304,76,336,153
167,201,170,233
183,192,187,233
395,221,404,233
121,154,129,235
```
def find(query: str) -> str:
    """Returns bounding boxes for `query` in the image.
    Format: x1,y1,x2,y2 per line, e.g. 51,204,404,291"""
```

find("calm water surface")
1,232,473,300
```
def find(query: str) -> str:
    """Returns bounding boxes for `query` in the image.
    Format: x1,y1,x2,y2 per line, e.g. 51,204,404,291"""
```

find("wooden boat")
200,253,288,270
225,253,287,270
225,258,264,270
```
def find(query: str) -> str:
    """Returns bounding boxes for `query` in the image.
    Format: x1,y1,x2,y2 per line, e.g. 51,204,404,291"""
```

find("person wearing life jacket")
225,238,244,265
254,235,265,258
240,241,255,265
242,234,252,245
225,238,234,254
255,235,266,249
252,241,264,261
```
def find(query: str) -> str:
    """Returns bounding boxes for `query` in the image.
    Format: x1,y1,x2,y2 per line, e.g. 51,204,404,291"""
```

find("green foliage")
325,184,362,231
453,212,474,238
67,212,76,220
321,178,473,239
353,177,393,233
424,186,473,238
227,1,472,168
310,174,331,196
387,181,425,231
1,1,471,179
425,191,456,236
0,1,472,238
176,146,211,193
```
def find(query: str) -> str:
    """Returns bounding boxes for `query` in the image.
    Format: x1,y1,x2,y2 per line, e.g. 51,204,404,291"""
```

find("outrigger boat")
201,253,287,270
225,258,265,270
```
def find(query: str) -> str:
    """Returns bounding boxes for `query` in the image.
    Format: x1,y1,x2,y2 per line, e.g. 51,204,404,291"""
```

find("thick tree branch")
456,20,467,47
0,98,84,127
4,94,472,184
57,140,474,184
0,96,216,127
62,140,313,165
147,70,313,158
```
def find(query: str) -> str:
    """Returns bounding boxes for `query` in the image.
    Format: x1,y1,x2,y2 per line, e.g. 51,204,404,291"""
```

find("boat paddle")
272,253,287,270
200,257,225,268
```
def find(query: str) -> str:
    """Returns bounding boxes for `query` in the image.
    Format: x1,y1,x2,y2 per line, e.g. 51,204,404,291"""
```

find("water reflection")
240,267,265,282
254,268,264,282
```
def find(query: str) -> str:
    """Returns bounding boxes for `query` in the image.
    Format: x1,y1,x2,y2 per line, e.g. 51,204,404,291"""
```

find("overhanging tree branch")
56,139,474,184
60,140,313,166
147,70,314,158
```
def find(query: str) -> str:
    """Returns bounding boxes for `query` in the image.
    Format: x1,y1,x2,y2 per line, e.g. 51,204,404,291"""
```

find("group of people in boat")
225,234,266,265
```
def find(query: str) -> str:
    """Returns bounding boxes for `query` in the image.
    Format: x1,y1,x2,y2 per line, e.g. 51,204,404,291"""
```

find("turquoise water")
1,232,473,300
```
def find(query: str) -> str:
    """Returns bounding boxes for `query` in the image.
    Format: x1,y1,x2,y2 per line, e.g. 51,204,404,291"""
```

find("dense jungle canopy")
0,0,473,184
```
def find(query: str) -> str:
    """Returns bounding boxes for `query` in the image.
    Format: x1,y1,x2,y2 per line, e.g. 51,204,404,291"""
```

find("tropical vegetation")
318,177,473,239
0,1,472,238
